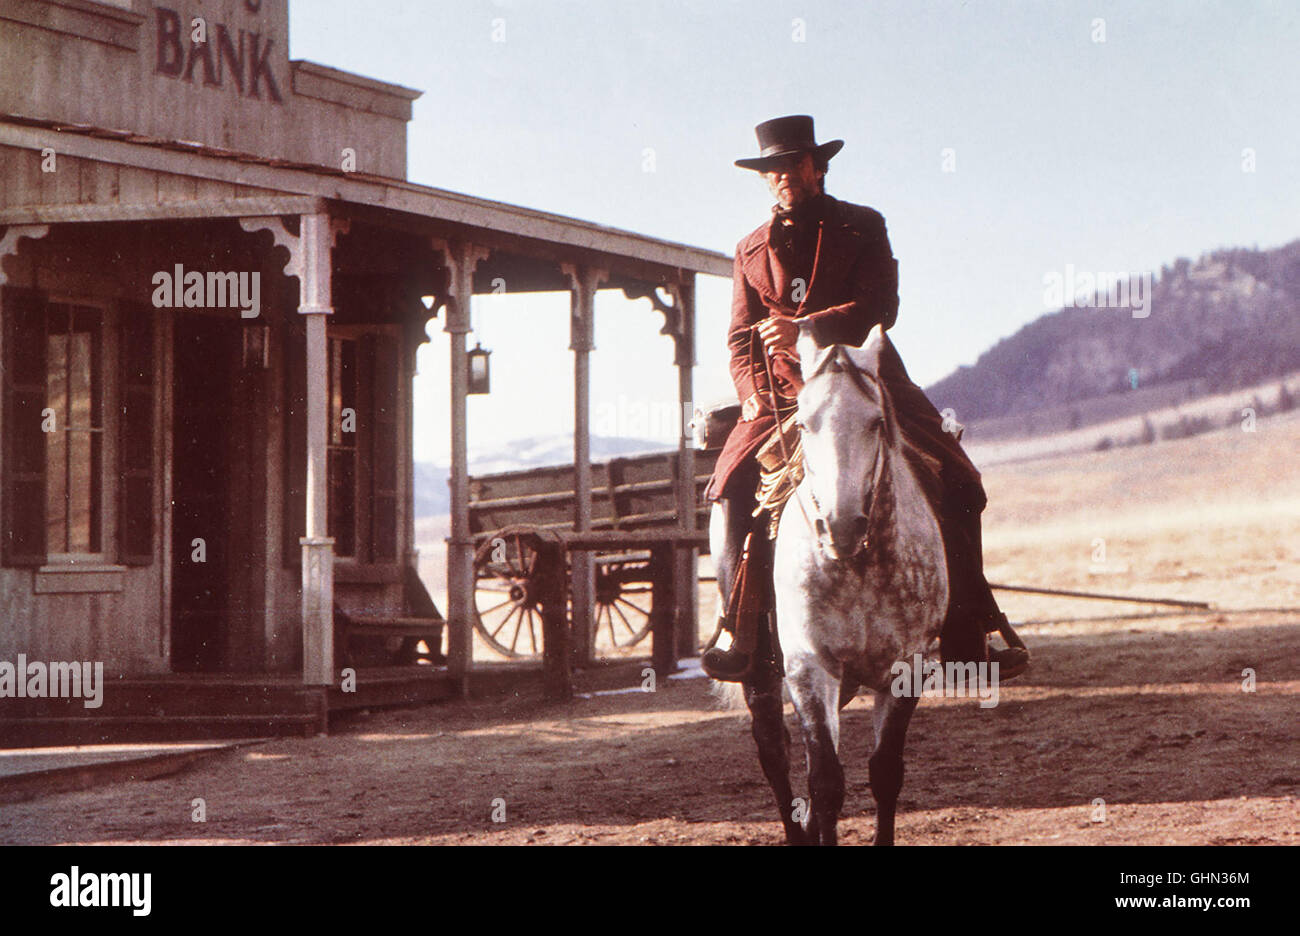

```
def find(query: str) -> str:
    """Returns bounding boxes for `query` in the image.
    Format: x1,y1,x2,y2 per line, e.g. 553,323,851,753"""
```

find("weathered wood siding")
0,0,419,179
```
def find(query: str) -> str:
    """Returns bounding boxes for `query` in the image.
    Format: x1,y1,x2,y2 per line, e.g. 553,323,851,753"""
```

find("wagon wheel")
593,558,654,650
472,528,560,658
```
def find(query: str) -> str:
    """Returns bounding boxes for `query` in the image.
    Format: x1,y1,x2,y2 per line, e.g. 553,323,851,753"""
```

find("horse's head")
794,323,896,561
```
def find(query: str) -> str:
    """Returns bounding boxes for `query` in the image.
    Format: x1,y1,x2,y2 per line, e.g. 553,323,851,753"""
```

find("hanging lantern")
467,342,491,394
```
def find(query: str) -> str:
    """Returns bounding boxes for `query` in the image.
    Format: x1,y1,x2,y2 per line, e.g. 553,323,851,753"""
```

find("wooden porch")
0,662,586,748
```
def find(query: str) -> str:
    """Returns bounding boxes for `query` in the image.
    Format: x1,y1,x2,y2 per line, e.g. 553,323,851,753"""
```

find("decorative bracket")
623,279,694,365
405,287,446,367
561,263,607,353
0,224,51,286
239,215,303,280
430,238,491,334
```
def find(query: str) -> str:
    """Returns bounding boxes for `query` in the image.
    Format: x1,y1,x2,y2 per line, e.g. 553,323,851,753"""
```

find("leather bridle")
754,335,893,560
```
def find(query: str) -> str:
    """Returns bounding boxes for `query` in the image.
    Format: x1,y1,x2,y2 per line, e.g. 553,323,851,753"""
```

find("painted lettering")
155,8,183,77
247,31,283,102
153,7,282,104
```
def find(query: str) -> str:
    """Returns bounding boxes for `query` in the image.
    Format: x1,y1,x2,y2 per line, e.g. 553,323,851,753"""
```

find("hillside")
926,241,1300,426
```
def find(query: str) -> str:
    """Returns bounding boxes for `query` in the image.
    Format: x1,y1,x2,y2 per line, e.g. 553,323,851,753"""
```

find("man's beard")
773,189,825,223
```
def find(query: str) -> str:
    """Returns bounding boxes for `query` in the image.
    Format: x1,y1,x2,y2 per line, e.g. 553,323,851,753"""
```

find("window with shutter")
2,286,48,566
328,334,358,558
284,326,402,567
4,292,153,569
44,302,105,556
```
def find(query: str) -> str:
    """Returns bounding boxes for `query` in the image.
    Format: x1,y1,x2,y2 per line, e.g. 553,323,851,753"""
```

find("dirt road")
2,607,1295,846
3,415,1296,846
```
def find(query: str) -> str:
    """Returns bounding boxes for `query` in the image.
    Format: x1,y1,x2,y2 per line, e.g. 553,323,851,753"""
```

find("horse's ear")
858,323,886,352
842,323,885,374
795,319,827,376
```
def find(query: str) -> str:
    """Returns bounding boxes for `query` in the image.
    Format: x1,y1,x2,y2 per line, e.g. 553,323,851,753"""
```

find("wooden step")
0,682,323,720
346,614,445,638
0,713,323,748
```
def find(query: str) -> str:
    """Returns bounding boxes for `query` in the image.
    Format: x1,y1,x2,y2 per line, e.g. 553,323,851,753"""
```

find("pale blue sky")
288,0,1299,461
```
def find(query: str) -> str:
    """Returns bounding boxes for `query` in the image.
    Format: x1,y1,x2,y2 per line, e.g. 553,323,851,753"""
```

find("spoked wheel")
593,558,654,651
472,528,559,658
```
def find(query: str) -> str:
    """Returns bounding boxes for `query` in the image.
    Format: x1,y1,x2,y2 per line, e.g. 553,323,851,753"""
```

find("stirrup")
988,645,1029,681
994,613,1028,651
987,613,1029,680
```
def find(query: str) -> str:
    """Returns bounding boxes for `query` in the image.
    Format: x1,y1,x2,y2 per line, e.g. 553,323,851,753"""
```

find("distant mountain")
926,241,1300,426
414,434,672,518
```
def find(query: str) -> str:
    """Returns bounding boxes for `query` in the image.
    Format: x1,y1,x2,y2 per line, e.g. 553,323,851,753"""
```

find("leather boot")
939,480,1030,680
701,628,755,682
987,612,1030,680
702,527,769,682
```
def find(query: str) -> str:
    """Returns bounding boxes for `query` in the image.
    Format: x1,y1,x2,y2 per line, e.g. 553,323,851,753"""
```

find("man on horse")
700,114,1030,684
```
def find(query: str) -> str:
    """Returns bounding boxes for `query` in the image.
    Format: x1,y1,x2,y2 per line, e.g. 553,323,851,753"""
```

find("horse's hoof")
782,824,811,846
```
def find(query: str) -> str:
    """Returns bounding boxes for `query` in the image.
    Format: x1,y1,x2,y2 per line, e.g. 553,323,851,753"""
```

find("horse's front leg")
743,620,807,846
868,688,919,846
787,659,845,846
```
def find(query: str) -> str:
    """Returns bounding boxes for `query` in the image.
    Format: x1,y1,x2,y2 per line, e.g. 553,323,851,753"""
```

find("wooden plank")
0,195,323,225
560,531,710,550
78,158,119,204
49,153,82,204
334,563,402,584
155,172,198,203
5,145,43,206
194,177,238,201
117,165,156,204
348,615,443,628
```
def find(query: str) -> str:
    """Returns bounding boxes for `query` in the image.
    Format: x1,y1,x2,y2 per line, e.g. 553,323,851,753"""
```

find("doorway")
171,314,237,672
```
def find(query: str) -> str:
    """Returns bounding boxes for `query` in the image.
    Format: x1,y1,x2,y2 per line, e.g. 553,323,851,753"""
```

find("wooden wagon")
466,445,722,660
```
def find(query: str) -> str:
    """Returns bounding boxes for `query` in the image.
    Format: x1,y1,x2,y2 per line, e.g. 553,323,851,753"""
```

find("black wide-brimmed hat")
735,115,844,171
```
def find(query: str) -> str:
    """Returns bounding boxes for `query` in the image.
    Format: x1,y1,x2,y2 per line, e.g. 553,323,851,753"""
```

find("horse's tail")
709,679,791,711
708,679,747,711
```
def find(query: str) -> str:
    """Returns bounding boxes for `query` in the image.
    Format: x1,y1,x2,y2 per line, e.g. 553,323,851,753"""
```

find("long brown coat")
705,194,902,501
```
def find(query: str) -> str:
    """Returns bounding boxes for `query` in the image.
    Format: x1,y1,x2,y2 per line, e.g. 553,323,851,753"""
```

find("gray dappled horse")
710,323,949,846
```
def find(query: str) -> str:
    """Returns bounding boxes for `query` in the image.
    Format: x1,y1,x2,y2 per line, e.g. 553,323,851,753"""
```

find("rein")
753,336,891,560
824,348,893,559
753,330,817,538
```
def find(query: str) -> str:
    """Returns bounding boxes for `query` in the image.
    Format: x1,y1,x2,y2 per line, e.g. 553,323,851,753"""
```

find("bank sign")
153,2,284,104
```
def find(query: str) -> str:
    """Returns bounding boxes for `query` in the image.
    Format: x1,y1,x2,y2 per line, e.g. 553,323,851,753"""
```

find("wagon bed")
466,446,720,660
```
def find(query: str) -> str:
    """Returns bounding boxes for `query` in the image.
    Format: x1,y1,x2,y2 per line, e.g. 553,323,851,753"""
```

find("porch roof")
0,113,733,287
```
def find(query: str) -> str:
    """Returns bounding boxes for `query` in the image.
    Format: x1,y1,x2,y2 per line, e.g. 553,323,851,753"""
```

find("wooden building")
0,0,729,740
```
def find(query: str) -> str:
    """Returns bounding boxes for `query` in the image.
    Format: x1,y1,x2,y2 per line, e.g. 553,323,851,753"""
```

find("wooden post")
649,543,677,678
672,277,700,660
298,212,335,686
436,239,488,697
563,264,602,666
534,533,573,701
